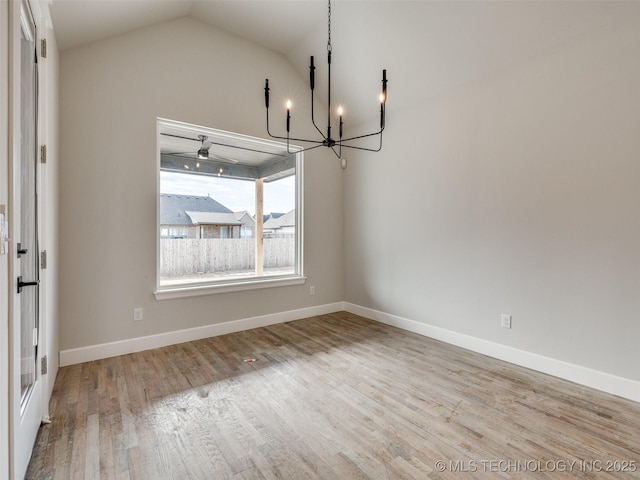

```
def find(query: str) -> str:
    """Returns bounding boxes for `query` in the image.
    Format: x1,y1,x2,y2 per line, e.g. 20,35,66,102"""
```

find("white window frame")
154,118,305,300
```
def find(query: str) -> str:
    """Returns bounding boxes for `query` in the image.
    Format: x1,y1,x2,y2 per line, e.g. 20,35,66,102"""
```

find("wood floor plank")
27,312,640,479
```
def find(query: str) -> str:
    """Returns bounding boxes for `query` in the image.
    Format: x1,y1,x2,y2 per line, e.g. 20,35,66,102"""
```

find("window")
155,119,304,298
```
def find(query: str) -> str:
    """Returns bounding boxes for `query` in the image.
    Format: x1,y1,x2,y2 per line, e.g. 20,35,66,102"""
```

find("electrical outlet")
134,307,143,321
309,285,315,296
501,314,512,329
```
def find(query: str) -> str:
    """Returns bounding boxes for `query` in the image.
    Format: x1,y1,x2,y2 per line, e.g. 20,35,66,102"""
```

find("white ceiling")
49,1,640,126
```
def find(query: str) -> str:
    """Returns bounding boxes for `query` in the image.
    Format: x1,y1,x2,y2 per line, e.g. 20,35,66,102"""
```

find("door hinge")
41,250,47,269
41,355,48,375
40,144,47,164
41,38,47,58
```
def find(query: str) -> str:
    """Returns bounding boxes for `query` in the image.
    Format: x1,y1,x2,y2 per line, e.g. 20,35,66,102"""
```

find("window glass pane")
158,120,301,290
263,176,296,276
20,2,38,402
159,174,257,285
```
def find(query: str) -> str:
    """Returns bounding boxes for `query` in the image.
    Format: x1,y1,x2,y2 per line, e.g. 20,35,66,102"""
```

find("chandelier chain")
327,0,332,53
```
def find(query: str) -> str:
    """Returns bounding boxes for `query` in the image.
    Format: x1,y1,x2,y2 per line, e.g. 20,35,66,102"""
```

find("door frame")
8,0,43,478
2,0,55,477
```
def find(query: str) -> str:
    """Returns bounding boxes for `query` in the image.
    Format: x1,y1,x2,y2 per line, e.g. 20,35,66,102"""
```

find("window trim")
154,118,304,299
154,275,307,300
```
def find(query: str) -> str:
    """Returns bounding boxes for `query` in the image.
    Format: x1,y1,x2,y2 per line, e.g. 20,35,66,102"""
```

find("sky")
160,171,295,216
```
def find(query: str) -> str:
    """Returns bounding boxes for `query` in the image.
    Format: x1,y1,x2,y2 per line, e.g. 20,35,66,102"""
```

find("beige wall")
345,15,640,381
59,17,344,351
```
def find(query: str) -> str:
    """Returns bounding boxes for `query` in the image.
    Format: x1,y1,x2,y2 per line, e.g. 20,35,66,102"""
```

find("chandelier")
263,0,388,158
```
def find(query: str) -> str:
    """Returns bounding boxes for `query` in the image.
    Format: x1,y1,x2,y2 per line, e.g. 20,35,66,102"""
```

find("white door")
1,3,11,480
10,1,42,478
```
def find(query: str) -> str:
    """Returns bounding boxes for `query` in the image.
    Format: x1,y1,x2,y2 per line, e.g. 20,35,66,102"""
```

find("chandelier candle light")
263,0,388,158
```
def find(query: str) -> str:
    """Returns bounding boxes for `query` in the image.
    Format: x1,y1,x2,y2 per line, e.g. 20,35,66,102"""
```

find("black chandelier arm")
265,107,324,145
285,138,380,157
275,132,325,145
308,56,327,140
340,125,385,143
286,142,325,155
326,50,332,141
340,136,383,153
340,142,382,153
265,109,279,140
310,87,327,139
266,102,386,153
338,99,385,143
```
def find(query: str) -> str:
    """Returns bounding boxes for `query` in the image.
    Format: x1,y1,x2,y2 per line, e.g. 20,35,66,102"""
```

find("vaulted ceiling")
49,1,640,126
50,1,325,54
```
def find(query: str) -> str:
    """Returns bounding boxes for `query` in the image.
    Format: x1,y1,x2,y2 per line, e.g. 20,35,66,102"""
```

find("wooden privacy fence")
160,237,295,276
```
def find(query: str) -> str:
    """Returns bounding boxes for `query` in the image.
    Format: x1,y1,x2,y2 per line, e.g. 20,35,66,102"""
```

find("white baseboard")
344,302,640,403
60,301,639,403
59,302,345,367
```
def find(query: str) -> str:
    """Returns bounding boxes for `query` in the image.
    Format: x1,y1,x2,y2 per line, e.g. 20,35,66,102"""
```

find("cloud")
160,172,295,215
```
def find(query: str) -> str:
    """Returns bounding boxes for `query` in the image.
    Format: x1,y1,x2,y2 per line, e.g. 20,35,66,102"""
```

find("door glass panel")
20,4,38,405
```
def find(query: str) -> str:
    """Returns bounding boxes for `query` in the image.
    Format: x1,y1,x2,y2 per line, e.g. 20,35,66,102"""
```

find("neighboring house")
185,211,243,239
235,211,256,238
263,209,295,236
160,194,253,238
263,212,284,224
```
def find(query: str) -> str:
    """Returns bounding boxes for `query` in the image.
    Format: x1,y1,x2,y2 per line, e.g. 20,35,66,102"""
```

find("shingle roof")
263,209,295,230
160,194,232,226
263,212,284,223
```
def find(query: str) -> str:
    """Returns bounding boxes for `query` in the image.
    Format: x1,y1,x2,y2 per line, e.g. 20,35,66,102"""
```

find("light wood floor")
27,312,640,479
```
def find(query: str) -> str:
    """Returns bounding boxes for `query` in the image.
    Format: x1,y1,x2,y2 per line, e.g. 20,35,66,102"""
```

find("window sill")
154,275,306,300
